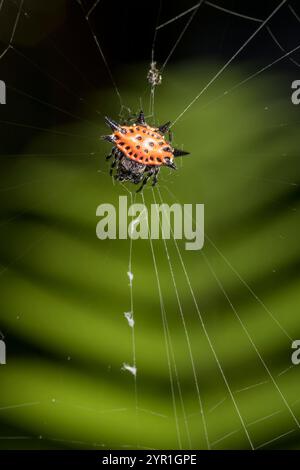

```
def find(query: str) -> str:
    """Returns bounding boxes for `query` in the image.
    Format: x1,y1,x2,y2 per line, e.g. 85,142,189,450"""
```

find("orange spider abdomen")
114,125,173,166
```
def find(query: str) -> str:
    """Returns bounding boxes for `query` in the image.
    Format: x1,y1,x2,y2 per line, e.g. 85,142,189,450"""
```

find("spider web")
0,0,299,450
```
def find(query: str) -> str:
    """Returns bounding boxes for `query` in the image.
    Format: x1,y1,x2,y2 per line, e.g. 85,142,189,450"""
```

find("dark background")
0,0,299,153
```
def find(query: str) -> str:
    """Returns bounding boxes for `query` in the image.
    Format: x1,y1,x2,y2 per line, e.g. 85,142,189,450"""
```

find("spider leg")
136,176,150,193
152,167,160,187
110,159,117,176
136,167,156,193
110,154,119,176
136,171,152,193
109,148,121,176
106,146,117,162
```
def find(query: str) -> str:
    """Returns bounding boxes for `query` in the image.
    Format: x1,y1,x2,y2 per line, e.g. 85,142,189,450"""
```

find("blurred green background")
0,62,299,449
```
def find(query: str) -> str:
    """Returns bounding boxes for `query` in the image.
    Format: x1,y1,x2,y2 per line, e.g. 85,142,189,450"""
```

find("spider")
102,111,190,192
